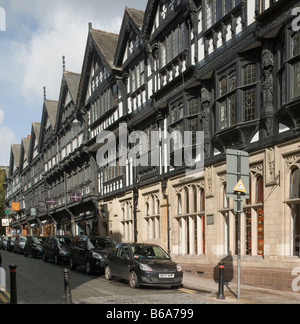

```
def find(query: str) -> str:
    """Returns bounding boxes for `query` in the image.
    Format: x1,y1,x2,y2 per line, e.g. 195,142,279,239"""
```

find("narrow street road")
0,250,211,304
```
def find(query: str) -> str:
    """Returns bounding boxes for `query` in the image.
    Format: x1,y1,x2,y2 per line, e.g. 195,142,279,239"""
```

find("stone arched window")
144,193,160,240
290,168,300,256
290,168,300,199
175,184,205,256
256,175,264,204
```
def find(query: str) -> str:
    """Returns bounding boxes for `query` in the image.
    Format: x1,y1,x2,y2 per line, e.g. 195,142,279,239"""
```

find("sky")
0,0,147,166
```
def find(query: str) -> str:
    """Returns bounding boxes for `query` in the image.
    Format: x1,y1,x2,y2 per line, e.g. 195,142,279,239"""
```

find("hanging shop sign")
45,198,56,206
70,193,82,202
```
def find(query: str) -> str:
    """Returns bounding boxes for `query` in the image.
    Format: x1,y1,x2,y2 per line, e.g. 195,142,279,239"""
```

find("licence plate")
159,274,175,279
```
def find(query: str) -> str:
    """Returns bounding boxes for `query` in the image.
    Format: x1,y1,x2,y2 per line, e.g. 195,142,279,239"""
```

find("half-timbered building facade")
4,0,300,292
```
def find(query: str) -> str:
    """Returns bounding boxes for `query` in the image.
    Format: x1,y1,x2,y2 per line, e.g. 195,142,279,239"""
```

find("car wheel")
43,253,48,262
69,257,77,270
129,271,140,289
105,265,113,281
54,254,60,265
24,250,28,257
85,261,93,275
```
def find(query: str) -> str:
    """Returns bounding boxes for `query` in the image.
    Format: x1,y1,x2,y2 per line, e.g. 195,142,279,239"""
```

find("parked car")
43,235,71,265
105,243,183,289
69,235,116,274
24,236,45,258
7,237,16,252
14,235,29,254
0,236,9,250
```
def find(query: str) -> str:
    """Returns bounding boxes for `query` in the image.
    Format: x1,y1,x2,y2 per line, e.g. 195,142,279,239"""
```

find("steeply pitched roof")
114,7,145,67
11,144,21,166
125,7,145,28
44,99,58,128
142,0,160,39
32,122,41,140
77,26,121,107
21,137,30,158
90,29,119,69
64,71,81,102
9,144,21,175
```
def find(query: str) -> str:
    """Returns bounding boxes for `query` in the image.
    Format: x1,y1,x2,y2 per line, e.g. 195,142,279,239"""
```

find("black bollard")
63,268,72,304
217,262,225,300
9,265,17,304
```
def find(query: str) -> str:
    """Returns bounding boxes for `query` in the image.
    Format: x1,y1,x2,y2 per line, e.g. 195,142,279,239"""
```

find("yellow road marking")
178,288,197,295
0,291,10,303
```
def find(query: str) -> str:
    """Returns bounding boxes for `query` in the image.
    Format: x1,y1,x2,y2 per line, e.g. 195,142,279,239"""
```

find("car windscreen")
131,245,171,260
88,238,115,250
33,238,42,244
57,237,71,247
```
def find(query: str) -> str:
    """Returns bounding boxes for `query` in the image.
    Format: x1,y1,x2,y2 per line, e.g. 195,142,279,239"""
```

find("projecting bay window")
205,0,243,29
89,88,115,126
279,30,300,106
169,101,184,152
187,97,200,146
130,61,145,93
217,61,258,131
159,23,186,69
217,67,237,130
292,32,300,100
255,0,277,16
242,63,257,122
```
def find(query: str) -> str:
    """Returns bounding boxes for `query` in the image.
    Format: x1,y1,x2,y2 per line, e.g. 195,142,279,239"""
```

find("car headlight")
92,252,103,260
140,263,153,272
59,250,68,255
176,265,183,272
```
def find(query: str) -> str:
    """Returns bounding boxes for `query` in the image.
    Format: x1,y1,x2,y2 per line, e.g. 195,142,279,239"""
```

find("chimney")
89,22,92,31
27,134,31,139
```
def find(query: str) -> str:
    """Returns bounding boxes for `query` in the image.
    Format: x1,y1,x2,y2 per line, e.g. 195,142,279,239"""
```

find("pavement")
1,271,300,304
182,273,300,304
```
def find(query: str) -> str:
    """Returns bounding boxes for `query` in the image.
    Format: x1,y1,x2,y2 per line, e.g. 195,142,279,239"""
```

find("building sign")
1,219,9,227
11,202,20,211
45,198,56,206
39,202,47,212
70,193,82,202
